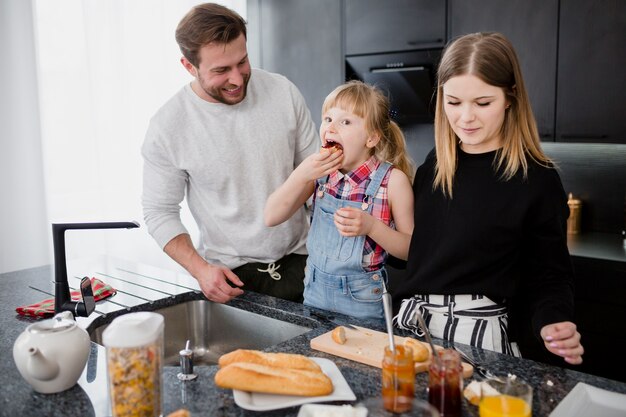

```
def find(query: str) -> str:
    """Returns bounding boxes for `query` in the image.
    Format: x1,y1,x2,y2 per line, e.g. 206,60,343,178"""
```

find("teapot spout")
26,347,59,381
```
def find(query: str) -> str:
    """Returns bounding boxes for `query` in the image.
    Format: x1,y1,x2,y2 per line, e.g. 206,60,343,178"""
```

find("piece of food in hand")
218,349,321,372
166,409,190,417
463,380,500,405
331,326,347,345
215,362,334,396
321,140,343,153
403,337,430,362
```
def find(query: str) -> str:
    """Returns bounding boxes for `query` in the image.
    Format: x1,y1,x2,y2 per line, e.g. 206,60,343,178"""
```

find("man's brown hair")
175,3,247,68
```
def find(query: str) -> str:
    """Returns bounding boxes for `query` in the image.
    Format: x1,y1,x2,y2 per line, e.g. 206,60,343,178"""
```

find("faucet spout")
52,221,140,316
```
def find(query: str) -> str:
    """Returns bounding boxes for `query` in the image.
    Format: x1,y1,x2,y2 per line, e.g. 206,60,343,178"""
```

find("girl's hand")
292,148,343,183
334,207,375,237
540,321,584,365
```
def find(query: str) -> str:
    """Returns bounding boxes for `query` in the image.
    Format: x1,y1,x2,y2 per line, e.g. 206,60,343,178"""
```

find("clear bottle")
382,344,415,413
428,349,463,417
102,312,164,417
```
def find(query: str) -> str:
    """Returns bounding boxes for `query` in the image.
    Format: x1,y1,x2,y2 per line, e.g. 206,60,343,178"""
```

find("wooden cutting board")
310,325,440,373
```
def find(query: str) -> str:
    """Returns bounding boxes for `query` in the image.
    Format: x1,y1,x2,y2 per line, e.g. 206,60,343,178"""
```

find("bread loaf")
215,362,334,396
218,349,321,372
166,409,190,417
331,326,346,345
403,337,430,362
463,380,500,405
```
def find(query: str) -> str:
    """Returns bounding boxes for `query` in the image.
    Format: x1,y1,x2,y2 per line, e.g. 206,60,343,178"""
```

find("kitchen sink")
90,300,311,366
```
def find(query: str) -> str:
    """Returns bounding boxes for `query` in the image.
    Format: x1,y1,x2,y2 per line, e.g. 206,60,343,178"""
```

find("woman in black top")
393,32,583,365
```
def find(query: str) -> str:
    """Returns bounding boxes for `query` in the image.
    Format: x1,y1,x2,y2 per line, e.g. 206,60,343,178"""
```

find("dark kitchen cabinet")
345,0,446,55
555,0,626,143
570,256,626,381
249,0,343,123
449,0,559,139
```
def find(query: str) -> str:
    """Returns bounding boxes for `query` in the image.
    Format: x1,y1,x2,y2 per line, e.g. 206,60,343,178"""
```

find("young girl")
265,80,415,320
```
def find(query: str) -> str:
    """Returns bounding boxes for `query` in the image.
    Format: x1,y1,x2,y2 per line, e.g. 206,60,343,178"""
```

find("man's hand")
194,263,244,303
540,321,584,365
163,233,244,303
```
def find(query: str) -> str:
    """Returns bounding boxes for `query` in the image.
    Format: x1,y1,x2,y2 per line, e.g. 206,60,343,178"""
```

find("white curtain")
32,0,247,270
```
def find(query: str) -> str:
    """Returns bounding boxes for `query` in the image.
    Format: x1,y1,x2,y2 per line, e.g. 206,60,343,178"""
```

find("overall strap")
317,175,330,186
364,161,393,197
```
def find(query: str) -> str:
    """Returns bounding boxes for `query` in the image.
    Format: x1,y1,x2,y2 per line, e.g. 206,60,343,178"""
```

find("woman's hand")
540,321,584,365
334,207,375,237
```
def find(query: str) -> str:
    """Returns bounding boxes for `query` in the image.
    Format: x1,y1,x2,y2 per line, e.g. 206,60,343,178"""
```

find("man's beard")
200,72,251,105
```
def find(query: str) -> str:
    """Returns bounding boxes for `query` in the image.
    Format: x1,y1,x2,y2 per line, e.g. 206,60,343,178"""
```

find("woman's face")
442,74,509,154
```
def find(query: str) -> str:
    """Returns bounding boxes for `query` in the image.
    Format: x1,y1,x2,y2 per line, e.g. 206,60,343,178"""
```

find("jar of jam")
428,349,463,417
382,344,415,413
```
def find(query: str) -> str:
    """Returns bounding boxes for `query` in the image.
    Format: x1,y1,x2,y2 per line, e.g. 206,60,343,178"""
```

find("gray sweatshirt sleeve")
141,122,189,249
288,81,319,166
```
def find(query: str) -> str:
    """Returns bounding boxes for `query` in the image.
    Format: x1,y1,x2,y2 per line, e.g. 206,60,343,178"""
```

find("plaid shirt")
312,156,393,271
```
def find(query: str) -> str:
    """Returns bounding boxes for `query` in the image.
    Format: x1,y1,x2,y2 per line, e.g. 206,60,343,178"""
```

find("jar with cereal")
102,312,164,417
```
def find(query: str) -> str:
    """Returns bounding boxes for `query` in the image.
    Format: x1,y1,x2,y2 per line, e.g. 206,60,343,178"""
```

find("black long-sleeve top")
394,148,575,341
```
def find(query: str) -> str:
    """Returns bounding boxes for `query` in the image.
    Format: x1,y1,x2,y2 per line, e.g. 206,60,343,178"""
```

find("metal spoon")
412,309,442,369
381,281,395,353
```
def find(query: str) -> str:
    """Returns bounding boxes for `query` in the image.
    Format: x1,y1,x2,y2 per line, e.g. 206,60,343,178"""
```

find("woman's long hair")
322,80,415,180
434,32,552,197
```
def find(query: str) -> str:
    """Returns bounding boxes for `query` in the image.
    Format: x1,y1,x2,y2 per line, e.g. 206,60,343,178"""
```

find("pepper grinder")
567,193,582,234
177,340,197,381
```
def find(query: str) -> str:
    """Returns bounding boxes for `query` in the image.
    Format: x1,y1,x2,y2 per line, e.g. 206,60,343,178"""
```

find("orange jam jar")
382,344,415,413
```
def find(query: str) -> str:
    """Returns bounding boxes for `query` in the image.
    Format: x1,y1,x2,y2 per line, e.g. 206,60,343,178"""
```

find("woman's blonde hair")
434,32,552,197
322,80,415,180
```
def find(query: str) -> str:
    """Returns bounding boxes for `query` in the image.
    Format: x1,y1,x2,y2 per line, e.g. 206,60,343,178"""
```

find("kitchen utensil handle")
382,291,395,352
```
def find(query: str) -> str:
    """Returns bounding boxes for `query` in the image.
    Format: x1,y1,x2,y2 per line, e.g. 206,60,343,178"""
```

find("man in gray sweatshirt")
142,3,318,303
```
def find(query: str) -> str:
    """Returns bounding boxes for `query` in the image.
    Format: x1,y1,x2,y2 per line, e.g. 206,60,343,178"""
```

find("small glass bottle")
382,344,415,413
428,349,463,417
567,193,582,234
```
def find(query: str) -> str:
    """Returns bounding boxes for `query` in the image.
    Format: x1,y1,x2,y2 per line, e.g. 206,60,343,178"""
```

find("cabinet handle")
407,39,444,46
371,66,426,74
560,134,608,140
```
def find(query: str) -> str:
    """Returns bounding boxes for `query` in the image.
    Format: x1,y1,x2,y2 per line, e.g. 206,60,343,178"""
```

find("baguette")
218,349,321,372
215,362,334,396
403,337,430,362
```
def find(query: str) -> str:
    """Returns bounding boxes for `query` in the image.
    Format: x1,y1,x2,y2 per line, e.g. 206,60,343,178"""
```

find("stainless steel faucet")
52,221,139,316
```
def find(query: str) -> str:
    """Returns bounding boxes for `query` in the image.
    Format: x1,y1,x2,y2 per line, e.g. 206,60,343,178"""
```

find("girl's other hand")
334,207,374,237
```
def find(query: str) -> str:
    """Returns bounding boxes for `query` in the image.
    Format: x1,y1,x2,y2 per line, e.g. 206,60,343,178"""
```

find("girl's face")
443,74,509,154
320,106,379,173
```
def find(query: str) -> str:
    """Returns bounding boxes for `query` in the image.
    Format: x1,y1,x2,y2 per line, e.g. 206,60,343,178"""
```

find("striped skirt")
393,294,521,356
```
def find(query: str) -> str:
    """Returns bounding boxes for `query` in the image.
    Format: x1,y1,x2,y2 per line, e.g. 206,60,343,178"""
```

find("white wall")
0,0,50,274
1,0,246,275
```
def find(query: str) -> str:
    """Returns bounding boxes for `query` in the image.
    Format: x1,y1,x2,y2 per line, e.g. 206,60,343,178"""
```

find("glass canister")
382,344,415,413
102,312,164,417
428,349,463,417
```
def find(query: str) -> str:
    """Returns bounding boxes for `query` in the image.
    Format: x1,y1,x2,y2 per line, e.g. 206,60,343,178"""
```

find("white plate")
549,382,626,417
233,357,357,411
298,404,368,417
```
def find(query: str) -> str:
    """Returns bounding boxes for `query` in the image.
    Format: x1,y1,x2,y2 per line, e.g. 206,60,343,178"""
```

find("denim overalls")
303,162,392,320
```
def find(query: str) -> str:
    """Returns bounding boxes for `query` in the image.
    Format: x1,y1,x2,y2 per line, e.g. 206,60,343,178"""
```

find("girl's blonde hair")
322,80,415,180
434,32,552,197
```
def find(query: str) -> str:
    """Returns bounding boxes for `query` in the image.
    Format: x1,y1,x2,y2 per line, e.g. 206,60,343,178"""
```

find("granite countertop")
2,257,626,417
